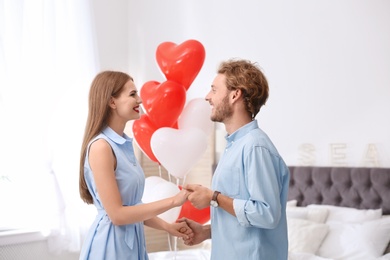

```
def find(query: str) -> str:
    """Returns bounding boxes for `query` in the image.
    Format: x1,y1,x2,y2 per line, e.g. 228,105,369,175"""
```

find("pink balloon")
178,98,213,136
151,127,208,179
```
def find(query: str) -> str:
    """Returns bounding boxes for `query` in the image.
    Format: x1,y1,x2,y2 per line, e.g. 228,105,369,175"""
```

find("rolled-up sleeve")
234,146,282,229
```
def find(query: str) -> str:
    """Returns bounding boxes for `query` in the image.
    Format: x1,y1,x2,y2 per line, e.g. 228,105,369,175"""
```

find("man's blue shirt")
211,120,289,260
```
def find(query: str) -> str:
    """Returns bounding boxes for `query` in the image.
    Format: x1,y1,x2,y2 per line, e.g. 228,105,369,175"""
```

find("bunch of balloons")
132,39,212,180
134,39,212,224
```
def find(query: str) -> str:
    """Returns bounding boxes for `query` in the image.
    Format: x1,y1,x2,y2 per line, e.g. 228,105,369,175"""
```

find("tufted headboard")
287,166,390,215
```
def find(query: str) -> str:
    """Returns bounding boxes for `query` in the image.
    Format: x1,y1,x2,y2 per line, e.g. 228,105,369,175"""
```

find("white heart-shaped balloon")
143,176,166,203
151,127,208,179
178,98,213,136
142,177,181,223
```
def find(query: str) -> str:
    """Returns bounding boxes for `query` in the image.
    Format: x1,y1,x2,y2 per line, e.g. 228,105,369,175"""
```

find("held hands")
172,189,190,207
165,190,194,240
167,221,194,240
169,185,212,243
183,184,213,209
177,218,210,246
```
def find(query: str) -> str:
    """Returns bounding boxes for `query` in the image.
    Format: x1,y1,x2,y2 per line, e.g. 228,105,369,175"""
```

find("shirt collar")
102,126,132,145
225,120,258,143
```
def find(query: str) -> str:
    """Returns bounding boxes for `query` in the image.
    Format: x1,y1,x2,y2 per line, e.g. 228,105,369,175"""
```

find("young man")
180,59,290,260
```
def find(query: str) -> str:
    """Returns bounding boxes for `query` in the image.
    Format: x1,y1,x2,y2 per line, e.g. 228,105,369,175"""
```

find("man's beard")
210,95,233,122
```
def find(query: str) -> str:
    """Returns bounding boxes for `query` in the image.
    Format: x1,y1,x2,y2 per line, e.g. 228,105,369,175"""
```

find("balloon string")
175,176,186,187
173,236,178,260
167,233,171,249
167,233,178,257
158,164,162,178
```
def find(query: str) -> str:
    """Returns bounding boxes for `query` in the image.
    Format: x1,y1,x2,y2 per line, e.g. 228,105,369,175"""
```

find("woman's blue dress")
79,127,148,260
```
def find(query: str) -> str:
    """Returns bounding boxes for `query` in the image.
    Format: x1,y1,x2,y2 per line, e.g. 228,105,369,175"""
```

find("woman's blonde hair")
79,71,133,204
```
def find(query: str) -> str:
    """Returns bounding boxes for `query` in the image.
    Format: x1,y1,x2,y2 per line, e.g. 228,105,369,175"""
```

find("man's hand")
177,218,211,246
184,184,213,209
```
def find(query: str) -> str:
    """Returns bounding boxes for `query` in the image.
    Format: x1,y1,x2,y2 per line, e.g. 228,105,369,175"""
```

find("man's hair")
218,59,269,118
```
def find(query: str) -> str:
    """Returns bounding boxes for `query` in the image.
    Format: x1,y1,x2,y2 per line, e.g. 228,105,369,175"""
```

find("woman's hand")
172,189,190,207
166,221,194,240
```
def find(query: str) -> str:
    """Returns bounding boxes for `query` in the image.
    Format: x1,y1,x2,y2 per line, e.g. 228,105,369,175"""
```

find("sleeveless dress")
79,127,149,260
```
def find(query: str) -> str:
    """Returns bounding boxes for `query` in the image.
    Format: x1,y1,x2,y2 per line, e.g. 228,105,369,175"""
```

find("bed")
287,166,390,260
149,166,390,260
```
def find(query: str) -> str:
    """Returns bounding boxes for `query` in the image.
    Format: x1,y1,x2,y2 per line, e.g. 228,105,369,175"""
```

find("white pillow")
288,218,329,254
317,216,390,260
287,200,298,207
307,204,382,223
287,206,329,223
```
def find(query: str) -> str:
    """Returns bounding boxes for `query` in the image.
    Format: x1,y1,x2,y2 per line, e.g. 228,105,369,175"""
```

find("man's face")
205,74,233,122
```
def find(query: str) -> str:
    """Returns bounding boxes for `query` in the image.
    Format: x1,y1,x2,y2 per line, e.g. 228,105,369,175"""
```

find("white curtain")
0,0,98,253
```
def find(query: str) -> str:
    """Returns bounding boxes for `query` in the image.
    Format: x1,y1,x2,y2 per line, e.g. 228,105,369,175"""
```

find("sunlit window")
0,0,98,252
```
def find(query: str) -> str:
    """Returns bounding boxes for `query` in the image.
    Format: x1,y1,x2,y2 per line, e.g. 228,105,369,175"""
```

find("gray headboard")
288,166,390,215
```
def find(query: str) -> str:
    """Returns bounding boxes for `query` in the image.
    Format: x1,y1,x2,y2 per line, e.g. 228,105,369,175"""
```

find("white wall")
93,0,390,167
91,0,130,71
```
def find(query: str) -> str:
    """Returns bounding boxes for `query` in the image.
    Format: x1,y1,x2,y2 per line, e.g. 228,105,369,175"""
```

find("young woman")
79,71,191,259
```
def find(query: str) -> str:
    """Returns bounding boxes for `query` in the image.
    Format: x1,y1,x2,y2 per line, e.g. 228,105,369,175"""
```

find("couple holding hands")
79,59,290,260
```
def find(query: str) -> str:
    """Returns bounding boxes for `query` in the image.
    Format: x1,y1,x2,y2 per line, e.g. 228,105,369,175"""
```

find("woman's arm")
89,139,188,226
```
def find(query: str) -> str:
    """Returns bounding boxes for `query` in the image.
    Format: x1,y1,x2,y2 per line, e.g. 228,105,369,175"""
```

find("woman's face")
111,80,142,121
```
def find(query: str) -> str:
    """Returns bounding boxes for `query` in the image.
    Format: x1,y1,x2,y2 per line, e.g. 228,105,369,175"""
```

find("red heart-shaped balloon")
156,39,205,90
132,114,159,163
141,80,186,128
178,200,210,224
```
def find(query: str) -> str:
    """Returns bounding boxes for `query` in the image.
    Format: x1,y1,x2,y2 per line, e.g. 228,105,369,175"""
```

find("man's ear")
231,89,242,101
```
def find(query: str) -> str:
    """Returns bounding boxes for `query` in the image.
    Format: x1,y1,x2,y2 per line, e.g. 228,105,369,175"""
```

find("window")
0,0,98,252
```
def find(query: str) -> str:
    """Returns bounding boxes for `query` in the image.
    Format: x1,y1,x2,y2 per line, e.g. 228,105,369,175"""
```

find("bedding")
306,204,382,222
287,205,329,223
317,216,390,259
287,166,390,260
149,166,390,260
286,203,390,260
287,218,329,254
